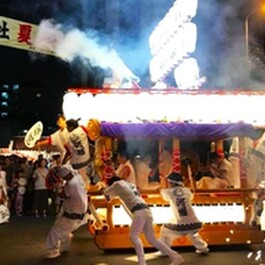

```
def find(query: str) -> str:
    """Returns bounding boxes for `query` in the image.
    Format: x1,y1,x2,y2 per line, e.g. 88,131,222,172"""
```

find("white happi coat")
104,180,146,213
161,185,202,234
66,126,90,170
46,172,87,252
49,128,69,156
104,180,182,264
62,173,88,214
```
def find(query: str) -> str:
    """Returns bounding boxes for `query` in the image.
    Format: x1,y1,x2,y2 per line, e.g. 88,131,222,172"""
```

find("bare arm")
118,165,131,180
36,136,52,149
61,145,72,165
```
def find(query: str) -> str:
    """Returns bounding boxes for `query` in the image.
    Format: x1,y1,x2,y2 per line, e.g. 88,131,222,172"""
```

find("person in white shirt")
155,172,209,257
133,153,160,192
0,163,8,208
208,152,235,188
37,114,69,159
103,176,184,265
196,152,235,190
32,158,49,218
45,164,88,259
133,154,152,190
115,150,136,184
62,119,90,189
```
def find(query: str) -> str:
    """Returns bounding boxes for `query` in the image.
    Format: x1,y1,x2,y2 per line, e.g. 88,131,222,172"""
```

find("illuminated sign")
149,0,203,89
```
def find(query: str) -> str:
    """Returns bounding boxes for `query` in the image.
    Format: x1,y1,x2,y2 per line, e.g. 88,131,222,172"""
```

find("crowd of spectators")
0,153,59,218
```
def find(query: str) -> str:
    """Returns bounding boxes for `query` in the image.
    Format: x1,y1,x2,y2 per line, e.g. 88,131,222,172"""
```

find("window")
1,92,8,100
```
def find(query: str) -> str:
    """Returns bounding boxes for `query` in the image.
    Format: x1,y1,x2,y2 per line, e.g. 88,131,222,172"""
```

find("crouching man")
45,164,88,259
103,176,184,265
155,172,209,257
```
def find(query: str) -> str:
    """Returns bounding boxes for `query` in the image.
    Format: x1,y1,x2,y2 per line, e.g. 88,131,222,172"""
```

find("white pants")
46,213,83,252
130,209,182,265
160,225,208,251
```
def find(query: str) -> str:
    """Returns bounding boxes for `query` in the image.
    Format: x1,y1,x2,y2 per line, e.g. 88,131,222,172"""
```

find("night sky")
1,0,265,142
1,0,265,88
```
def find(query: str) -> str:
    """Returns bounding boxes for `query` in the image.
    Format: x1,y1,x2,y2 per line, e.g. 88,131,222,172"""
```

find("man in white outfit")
37,114,69,159
45,164,88,259
62,119,91,190
103,176,184,265
155,172,209,257
208,152,235,188
115,150,136,184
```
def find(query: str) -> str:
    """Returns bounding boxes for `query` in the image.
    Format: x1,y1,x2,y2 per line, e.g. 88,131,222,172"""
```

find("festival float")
57,0,265,250
30,0,265,249
2,0,265,249
60,88,265,249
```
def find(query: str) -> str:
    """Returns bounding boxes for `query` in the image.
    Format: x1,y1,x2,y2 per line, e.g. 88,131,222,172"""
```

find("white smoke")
33,19,140,83
33,20,64,54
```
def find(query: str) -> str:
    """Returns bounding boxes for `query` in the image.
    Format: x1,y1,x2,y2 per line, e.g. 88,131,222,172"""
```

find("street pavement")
0,215,265,265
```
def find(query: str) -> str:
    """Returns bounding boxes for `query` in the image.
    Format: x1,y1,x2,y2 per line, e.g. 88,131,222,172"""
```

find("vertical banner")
0,16,53,55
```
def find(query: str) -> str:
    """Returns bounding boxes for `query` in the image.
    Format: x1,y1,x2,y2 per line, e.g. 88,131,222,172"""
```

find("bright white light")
149,0,198,55
181,23,197,54
78,93,94,125
119,94,137,122
193,203,245,223
152,82,168,89
221,95,237,122
174,58,200,89
149,0,199,85
244,95,264,124
135,93,152,121
62,92,80,120
112,206,131,226
150,24,197,82
102,94,117,122
152,94,168,121
93,94,105,121
190,95,209,123
107,94,123,122
177,0,198,23
164,94,182,122
64,91,265,125
150,205,174,224
112,203,245,226
255,251,262,261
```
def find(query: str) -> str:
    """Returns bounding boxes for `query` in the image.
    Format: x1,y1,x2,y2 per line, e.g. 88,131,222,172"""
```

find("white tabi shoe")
195,247,209,254
46,249,60,259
